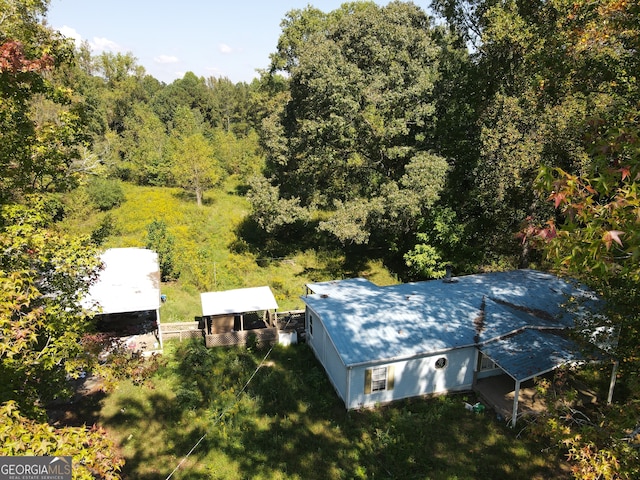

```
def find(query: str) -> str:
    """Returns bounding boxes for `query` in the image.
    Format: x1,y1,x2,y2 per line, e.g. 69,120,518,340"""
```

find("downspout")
346,366,352,410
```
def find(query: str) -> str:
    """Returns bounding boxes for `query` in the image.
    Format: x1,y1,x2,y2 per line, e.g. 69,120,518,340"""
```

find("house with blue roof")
301,269,614,426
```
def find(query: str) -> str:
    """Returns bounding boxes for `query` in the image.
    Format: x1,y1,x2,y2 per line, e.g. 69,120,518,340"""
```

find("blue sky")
46,0,432,85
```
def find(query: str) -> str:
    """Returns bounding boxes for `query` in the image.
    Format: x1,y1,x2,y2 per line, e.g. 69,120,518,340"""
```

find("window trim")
364,365,395,394
479,353,497,371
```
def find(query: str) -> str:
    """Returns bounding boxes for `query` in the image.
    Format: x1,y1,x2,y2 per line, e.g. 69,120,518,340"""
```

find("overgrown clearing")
100,341,569,480
60,180,398,317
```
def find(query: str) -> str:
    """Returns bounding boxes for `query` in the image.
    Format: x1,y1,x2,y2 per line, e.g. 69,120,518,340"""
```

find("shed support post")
607,360,619,405
156,308,163,350
512,380,521,428
240,314,244,331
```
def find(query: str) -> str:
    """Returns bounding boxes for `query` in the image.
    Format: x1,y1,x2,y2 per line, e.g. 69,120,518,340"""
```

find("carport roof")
479,329,588,382
201,286,278,316
84,248,161,314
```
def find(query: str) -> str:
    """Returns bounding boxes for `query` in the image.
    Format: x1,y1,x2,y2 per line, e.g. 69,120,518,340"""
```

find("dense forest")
1,0,639,478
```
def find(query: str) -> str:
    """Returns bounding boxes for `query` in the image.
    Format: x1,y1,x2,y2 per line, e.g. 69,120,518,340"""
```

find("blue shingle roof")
302,270,597,366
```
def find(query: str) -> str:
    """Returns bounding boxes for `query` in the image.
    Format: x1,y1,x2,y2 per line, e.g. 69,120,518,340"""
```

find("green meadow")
62,179,398,319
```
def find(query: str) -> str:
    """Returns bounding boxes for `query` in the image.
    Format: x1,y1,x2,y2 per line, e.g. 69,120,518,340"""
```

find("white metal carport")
83,248,163,350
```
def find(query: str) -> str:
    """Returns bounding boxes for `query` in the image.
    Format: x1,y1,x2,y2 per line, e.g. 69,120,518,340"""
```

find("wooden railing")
160,310,304,348
160,321,204,342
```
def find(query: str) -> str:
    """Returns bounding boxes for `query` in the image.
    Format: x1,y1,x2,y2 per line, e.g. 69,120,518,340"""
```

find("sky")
46,0,430,85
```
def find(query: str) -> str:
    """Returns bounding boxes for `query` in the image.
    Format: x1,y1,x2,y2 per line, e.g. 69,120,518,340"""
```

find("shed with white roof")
84,247,163,352
201,286,279,347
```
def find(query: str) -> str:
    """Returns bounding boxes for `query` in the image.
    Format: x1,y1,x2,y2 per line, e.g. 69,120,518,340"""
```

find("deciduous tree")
169,106,221,206
257,1,453,251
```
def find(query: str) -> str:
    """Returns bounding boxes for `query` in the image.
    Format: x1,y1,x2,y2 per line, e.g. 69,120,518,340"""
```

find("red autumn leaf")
619,166,631,181
550,191,566,209
0,40,54,74
602,230,624,250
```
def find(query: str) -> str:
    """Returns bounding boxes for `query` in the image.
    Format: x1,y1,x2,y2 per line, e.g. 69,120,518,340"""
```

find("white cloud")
154,54,179,64
53,25,122,54
58,26,82,47
219,43,233,54
90,37,122,53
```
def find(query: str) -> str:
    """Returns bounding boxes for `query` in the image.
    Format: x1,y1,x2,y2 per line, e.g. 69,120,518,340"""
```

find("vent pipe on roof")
443,264,457,283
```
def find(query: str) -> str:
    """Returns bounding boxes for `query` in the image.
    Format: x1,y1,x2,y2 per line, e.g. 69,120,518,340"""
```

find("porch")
205,327,279,348
204,310,279,348
474,374,547,424
474,372,601,426
200,285,280,349
477,329,614,427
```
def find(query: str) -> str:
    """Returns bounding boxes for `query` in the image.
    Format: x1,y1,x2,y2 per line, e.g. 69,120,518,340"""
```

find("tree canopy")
256,1,452,251
1,1,123,475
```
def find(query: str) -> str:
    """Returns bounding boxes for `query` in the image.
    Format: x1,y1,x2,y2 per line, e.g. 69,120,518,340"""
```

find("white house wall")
346,347,476,410
306,308,349,404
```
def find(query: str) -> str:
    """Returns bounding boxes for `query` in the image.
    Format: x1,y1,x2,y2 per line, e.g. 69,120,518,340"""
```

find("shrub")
86,177,125,211
146,219,180,281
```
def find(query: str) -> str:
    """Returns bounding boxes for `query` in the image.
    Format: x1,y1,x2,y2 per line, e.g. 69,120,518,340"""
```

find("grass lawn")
61,180,398,321
99,341,570,480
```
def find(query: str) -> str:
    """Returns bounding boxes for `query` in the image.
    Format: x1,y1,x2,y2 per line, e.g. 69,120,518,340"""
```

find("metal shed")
83,248,163,352
200,286,279,347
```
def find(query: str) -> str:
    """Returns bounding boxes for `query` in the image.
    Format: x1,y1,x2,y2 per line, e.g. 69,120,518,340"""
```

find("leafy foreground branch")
0,401,124,479
521,368,640,480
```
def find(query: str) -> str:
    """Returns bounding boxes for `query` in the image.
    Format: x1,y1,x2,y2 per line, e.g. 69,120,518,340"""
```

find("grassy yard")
99,341,569,480
61,179,398,320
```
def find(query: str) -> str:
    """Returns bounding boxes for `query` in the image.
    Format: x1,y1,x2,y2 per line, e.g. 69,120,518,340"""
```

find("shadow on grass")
223,345,569,480
171,189,216,207
234,216,384,285
100,341,570,479
233,216,327,258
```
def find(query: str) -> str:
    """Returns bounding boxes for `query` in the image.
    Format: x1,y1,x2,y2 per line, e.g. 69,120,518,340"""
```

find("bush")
146,219,180,281
86,177,125,211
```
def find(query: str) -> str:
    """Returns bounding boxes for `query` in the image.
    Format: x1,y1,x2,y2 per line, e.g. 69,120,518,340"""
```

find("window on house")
364,366,395,394
308,314,313,336
479,353,497,371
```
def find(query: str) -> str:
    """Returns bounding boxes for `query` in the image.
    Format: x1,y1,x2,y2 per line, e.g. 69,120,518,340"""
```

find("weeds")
100,342,570,480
